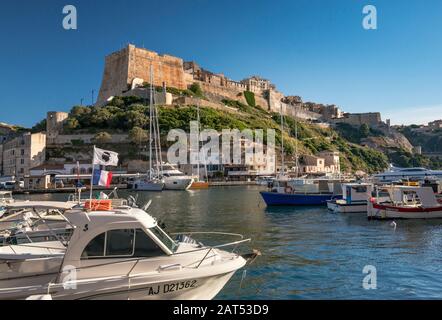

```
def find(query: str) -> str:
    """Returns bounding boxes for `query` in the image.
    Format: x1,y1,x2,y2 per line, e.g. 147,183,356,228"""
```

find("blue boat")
260,191,342,206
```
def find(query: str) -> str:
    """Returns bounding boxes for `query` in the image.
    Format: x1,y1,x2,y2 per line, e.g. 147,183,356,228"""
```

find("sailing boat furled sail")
130,65,164,191
190,100,209,189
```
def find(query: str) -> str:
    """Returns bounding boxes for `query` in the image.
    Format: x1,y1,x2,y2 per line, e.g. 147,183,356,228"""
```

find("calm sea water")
17,186,442,300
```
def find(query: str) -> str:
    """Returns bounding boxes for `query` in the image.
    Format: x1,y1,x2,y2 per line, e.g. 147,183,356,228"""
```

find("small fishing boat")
327,183,373,213
368,186,442,219
0,200,257,300
190,180,210,189
260,178,342,206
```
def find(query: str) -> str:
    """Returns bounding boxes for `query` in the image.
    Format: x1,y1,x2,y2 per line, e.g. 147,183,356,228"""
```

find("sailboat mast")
149,64,153,180
156,63,164,174
280,103,285,177
196,100,201,180
295,105,299,177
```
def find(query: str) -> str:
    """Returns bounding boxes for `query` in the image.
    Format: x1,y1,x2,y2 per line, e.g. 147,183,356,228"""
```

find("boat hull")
0,257,245,300
260,192,341,206
131,181,164,191
368,203,442,219
327,200,368,213
164,177,193,190
190,181,209,190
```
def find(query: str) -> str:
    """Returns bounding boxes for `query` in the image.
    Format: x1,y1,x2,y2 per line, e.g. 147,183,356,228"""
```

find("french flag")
93,170,113,187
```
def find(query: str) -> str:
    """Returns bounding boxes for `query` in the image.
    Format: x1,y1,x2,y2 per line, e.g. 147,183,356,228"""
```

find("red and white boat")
368,186,442,219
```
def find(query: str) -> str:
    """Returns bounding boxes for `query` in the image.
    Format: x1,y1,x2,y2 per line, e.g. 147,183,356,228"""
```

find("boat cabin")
383,186,439,208
342,183,373,204
273,178,342,195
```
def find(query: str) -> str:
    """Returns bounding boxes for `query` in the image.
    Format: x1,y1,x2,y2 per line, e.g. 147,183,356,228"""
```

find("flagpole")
90,145,95,202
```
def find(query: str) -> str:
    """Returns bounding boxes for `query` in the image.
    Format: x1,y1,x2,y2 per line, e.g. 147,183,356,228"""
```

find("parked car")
2,181,16,190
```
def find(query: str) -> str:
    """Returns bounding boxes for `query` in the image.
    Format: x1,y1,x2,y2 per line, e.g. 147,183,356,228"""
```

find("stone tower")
46,111,69,144
97,44,187,105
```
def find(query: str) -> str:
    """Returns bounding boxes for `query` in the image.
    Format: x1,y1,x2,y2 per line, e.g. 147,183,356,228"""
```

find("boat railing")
47,232,251,280
169,231,251,268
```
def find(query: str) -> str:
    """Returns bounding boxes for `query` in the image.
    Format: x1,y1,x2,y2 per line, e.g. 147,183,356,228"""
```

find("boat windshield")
150,226,178,253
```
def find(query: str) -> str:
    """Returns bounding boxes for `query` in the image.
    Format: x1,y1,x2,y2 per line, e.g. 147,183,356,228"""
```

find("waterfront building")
299,151,341,175
1,132,46,179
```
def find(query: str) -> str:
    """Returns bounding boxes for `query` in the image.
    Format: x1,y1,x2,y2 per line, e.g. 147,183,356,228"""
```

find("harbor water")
17,186,442,300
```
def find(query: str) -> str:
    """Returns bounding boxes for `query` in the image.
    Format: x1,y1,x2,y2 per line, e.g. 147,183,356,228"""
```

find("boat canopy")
389,186,439,208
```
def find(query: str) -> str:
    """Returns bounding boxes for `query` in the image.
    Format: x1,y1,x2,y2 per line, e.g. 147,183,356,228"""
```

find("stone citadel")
97,44,386,128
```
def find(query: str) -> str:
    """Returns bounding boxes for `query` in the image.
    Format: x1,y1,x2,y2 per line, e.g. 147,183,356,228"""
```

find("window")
106,229,134,256
134,229,167,257
81,229,169,260
82,232,105,258
149,227,178,253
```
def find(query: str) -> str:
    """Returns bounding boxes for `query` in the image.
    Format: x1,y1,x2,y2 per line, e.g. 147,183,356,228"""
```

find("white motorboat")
368,185,442,219
0,200,255,300
161,164,194,190
327,183,373,213
373,166,442,183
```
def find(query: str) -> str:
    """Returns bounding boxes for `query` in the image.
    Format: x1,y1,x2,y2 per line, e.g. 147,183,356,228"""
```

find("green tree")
243,91,256,107
93,132,112,144
129,126,148,144
70,105,91,117
359,124,370,138
189,83,204,98
123,110,149,129
31,119,47,133
65,118,79,130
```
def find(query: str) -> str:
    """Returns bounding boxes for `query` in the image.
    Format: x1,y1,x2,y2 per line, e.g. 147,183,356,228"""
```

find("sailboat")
130,65,164,191
190,101,209,189
260,104,342,206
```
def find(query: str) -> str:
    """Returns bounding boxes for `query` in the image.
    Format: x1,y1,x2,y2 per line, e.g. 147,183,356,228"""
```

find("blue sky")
0,0,441,127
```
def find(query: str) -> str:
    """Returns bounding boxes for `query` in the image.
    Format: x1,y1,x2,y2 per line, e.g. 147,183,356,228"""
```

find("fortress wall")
97,45,186,104
49,134,129,145
127,46,186,90
198,81,243,101
97,47,131,104
332,113,382,127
